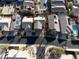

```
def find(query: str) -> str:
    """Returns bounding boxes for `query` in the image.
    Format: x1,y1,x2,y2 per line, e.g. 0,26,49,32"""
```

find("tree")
0,45,8,59
67,2,73,10
66,2,74,17
68,11,73,17
48,47,65,56
0,31,3,38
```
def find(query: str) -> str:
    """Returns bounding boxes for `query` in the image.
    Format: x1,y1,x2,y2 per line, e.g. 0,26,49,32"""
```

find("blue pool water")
72,25,78,36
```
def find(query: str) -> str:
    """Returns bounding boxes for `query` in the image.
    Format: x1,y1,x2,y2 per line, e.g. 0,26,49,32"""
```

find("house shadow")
45,30,56,43
26,36,38,44
71,40,79,45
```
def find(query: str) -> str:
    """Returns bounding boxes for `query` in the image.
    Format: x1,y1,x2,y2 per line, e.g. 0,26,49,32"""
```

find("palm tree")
66,1,78,18
65,1,74,17
67,2,73,10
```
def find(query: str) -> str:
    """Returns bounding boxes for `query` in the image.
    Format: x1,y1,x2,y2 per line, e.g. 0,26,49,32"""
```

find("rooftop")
22,17,33,22
34,16,45,21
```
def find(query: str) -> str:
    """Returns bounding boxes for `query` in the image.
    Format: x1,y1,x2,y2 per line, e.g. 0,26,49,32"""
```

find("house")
38,0,46,13
73,0,79,5
46,0,66,13
57,14,70,40
17,0,24,9
72,6,79,16
7,45,36,59
58,14,68,34
0,16,11,31
59,14,79,36
57,14,77,40
48,14,60,32
60,54,75,59
51,0,65,3
51,1,66,13
22,17,33,36
8,49,30,59
23,0,34,11
34,16,45,30
22,16,33,31
14,14,21,30
2,5,14,15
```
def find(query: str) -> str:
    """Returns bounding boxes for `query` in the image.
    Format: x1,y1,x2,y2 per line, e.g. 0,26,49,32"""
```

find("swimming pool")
72,25,78,36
